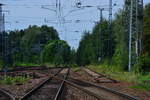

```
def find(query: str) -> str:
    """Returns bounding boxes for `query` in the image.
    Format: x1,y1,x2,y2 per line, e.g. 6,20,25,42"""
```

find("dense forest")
76,3,150,73
0,25,72,67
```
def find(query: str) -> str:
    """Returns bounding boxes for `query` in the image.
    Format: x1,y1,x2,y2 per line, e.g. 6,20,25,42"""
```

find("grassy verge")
130,75,150,91
0,76,29,85
87,65,150,91
130,84,150,91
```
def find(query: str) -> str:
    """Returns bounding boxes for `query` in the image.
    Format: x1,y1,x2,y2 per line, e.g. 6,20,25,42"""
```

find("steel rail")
19,68,63,100
51,75,103,100
51,73,139,100
54,68,70,100
70,79,139,100
81,79,139,100
0,89,15,100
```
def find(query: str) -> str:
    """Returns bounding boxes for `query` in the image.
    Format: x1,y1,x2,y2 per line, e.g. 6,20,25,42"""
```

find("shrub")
0,76,29,85
41,40,71,66
134,53,150,74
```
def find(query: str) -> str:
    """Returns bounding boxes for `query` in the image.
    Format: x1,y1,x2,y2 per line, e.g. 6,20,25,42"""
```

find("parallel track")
52,69,140,100
54,68,70,100
19,68,70,100
68,78,139,100
0,67,140,100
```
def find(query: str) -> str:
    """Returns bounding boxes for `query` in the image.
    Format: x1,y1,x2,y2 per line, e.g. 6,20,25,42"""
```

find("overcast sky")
0,0,150,49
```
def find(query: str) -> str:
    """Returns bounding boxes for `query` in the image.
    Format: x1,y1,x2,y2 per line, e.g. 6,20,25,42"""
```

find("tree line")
76,3,150,73
0,25,73,67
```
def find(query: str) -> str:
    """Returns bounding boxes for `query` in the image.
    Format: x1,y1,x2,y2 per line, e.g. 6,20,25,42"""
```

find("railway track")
49,68,100,100
81,67,118,83
0,67,140,100
19,68,69,100
51,69,139,100
18,67,99,100
68,78,139,100
0,89,15,100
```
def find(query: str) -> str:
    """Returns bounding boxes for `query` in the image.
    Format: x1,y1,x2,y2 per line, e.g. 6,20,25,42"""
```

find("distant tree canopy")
76,3,150,72
76,32,95,65
0,32,12,67
112,10,129,70
41,40,71,65
138,3,150,73
76,20,110,65
143,3,150,55
19,25,59,64
0,25,72,67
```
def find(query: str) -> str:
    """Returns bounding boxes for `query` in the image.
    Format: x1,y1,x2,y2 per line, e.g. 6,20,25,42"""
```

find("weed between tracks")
0,76,29,85
72,67,85,75
72,67,80,72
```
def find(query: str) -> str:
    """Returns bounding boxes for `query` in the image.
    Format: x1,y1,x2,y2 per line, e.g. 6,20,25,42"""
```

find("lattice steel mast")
125,0,143,71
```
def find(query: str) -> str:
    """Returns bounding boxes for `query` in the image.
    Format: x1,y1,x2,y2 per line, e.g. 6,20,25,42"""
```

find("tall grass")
0,76,29,85
88,64,150,91
88,64,139,83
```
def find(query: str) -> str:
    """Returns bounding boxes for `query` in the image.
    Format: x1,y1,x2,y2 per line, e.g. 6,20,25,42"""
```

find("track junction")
0,66,141,100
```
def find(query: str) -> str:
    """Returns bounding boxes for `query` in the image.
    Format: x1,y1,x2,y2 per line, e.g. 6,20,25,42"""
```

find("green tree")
76,20,110,66
41,40,71,66
143,3,150,55
70,48,77,65
134,3,150,73
112,10,129,70
20,25,59,64
2,25,60,66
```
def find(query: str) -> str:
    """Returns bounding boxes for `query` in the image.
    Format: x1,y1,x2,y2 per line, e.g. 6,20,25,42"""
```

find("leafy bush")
0,25,60,66
41,40,71,66
134,53,150,74
112,44,128,71
130,73,150,91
